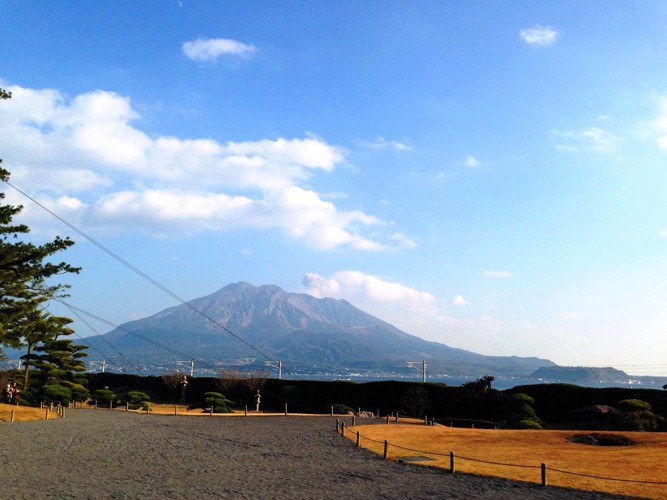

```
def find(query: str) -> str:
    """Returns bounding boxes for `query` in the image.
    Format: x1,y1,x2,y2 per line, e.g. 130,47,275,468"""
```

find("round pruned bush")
328,403,355,415
126,391,151,404
69,384,90,403
615,399,664,431
42,384,72,405
618,399,652,412
511,393,535,405
192,392,234,413
515,418,543,429
92,389,115,405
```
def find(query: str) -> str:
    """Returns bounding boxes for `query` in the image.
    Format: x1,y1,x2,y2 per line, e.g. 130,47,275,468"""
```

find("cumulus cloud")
302,271,439,325
520,25,559,47
0,83,401,250
462,155,480,168
362,136,412,151
182,38,256,61
300,270,566,357
303,271,435,302
553,126,623,153
388,232,417,249
452,294,469,306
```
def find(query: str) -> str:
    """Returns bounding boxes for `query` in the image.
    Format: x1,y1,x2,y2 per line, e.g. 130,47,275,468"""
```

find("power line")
4,180,275,363
56,299,222,373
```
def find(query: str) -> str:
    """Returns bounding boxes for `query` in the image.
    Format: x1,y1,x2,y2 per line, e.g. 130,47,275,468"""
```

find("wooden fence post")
352,415,356,426
245,405,248,416
336,418,340,432
10,409,15,422
284,403,288,416
383,440,389,460
356,431,360,447
541,463,547,487
330,405,334,416
450,451,455,473
386,415,390,424
45,409,49,420
126,402,129,411
174,405,178,416
341,421,345,437
209,406,213,416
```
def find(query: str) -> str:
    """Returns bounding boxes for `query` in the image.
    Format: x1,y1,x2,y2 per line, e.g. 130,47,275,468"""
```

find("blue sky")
1,1,666,375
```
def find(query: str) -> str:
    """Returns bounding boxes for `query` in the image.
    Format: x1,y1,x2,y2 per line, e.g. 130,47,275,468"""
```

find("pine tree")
30,314,89,405
0,86,83,394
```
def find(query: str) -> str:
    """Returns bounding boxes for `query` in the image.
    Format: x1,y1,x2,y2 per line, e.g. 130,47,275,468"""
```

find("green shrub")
611,399,664,431
328,403,355,415
202,392,234,413
515,419,542,429
92,389,115,404
69,384,90,403
126,391,151,404
502,393,542,429
42,384,72,405
618,399,651,412
511,393,535,405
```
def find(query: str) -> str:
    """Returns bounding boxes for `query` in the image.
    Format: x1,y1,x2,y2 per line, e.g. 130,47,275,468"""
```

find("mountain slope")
84,282,555,376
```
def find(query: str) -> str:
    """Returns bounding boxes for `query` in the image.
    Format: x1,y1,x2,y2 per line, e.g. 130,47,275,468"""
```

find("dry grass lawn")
0,403,60,422
347,422,667,499
6,404,663,498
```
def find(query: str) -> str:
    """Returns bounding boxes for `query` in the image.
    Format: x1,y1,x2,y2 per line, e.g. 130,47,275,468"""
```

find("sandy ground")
0,410,636,499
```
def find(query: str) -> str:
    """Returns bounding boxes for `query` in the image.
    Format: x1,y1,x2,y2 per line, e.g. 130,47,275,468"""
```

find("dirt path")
0,410,634,499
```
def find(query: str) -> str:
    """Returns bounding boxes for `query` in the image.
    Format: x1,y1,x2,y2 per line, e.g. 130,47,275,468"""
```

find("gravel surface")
0,410,637,499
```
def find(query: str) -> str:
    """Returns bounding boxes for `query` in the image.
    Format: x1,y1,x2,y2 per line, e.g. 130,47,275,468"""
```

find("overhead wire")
56,299,223,373
4,180,276,363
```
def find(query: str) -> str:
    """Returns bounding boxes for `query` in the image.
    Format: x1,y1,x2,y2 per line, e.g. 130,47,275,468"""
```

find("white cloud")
182,38,256,61
300,271,585,360
388,232,417,249
304,271,434,302
452,294,469,306
462,155,480,168
520,25,559,47
483,270,514,278
0,83,402,250
363,136,412,151
553,127,622,153
303,271,439,320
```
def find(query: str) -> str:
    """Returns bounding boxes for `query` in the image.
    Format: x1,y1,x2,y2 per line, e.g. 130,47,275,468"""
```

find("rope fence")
336,419,667,490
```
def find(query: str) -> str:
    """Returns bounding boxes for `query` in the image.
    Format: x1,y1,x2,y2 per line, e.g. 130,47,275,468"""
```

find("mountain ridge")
85,282,555,377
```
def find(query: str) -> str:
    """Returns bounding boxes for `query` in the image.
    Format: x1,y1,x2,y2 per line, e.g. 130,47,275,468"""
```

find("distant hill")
83,282,555,377
531,366,632,383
